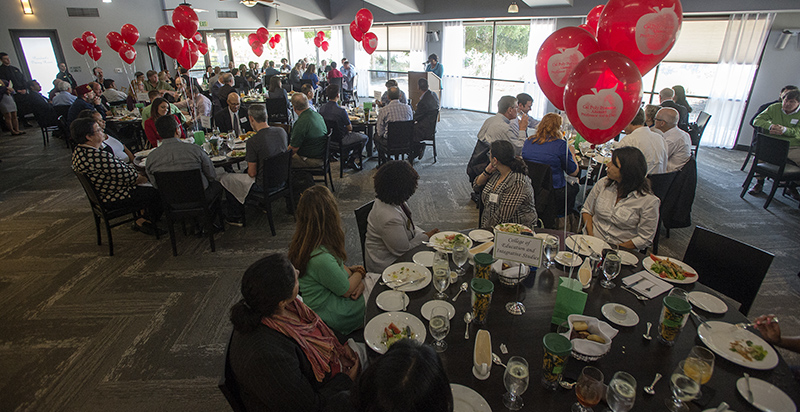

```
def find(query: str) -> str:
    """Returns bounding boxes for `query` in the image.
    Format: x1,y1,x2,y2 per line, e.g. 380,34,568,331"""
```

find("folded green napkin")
551,277,587,325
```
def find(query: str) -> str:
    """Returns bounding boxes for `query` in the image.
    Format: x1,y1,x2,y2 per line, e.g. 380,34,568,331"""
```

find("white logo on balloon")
547,46,585,87
125,50,135,60
635,6,679,55
577,86,623,130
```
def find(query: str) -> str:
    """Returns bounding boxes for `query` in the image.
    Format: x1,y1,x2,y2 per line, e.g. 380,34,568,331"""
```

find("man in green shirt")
750,89,800,199
143,70,174,93
289,93,328,168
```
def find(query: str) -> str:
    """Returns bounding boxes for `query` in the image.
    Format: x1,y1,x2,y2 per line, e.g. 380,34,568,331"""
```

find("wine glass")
684,346,715,385
452,245,469,277
601,252,622,289
573,366,604,412
543,236,558,268
503,356,529,411
428,306,450,352
432,251,450,300
665,361,701,412
606,371,636,412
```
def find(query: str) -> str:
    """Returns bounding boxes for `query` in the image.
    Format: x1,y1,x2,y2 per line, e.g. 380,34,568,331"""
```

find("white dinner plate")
134,148,154,158
376,290,408,312
450,383,491,412
381,262,432,292
469,229,494,243
364,312,426,354
688,291,728,314
697,321,779,370
642,255,699,284
566,235,611,256
601,303,640,327
227,151,246,159
555,251,582,267
617,250,638,266
413,251,435,267
736,377,796,412
210,155,226,162
429,231,473,252
494,223,533,235
421,300,456,320
534,233,557,242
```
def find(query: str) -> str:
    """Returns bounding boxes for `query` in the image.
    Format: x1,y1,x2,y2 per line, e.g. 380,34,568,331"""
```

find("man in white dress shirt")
476,95,528,155
615,108,668,175
654,107,691,173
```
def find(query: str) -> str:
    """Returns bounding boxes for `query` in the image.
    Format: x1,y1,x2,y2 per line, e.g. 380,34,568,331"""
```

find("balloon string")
83,55,92,82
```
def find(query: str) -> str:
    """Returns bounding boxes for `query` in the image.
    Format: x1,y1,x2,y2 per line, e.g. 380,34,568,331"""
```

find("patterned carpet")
0,110,798,411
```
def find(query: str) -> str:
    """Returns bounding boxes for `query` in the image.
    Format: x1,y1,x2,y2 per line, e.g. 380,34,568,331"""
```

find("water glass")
428,306,450,352
452,245,469,277
543,236,558,268
666,361,701,412
432,251,450,300
573,366,604,412
606,371,636,412
601,252,621,289
503,356,530,411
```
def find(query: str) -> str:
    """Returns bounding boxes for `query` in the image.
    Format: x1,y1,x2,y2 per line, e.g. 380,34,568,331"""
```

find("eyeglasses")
654,118,666,122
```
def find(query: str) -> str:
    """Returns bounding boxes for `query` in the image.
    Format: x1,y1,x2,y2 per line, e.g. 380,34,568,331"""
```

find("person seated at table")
77,109,134,163
319,84,368,171
213,92,252,138
581,146,660,250
351,339,453,412
614,108,668,175
302,64,320,90
70,117,162,236
288,185,367,336
228,253,360,411
289,62,303,92
102,79,128,104
412,78,440,159
754,314,800,380
220,104,288,227
327,62,343,81
643,104,661,131
476,95,527,156
68,84,107,125
176,86,212,119
473,140,538,230
522,113,580,214
216,73,238,110
375,87,413,151
301,83,317,110
267,76,289,102
263,60,280,77
289,93,328,168
365,160,439,273
749,89,800,199
376,79,407,108
232,67,250,92
52,80,77,106
144,97,187,147
143,70,174,94
140,90,186,129
279,58,291,73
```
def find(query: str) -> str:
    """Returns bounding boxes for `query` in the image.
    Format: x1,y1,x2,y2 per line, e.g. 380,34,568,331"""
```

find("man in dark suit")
216,73,237,110
413,78,439,159
659,88,689,133
213,92,252,137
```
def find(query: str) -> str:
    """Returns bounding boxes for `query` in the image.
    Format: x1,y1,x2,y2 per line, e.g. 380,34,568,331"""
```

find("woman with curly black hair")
364,160,439,273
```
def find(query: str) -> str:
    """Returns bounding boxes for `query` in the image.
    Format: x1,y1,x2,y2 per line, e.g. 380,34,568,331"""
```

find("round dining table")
364,229,800,412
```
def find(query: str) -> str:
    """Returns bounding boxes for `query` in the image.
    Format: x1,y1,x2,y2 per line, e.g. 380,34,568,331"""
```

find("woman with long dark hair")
288,186,366,336
303,64,320,89
143,97,186,146
672,85,692,113
581,146,660,250
228,253,359,411
473,140,537,229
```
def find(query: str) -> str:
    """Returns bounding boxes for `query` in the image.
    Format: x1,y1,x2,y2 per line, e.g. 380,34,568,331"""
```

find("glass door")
203,31,232,69
9,29,65,86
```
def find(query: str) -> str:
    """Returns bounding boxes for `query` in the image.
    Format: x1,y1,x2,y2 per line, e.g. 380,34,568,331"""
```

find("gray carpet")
0,110,798,411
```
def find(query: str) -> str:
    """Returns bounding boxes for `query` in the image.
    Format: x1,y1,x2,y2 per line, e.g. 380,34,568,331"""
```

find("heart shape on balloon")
535,26,600,110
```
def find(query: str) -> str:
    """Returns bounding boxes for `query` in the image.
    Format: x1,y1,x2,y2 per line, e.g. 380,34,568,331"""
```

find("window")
367,25,413,97
230,30,288,69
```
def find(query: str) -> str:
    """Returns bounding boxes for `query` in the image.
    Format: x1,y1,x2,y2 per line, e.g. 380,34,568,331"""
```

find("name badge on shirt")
791,119,798,125
239,116,248,123
489,193,499,204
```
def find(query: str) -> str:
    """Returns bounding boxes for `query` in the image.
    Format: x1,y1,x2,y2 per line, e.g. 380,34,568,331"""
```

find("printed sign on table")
493,231,543,267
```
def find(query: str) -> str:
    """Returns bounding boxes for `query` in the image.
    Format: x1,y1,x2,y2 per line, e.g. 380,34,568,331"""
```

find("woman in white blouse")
581,147,660,250
364,161,439,273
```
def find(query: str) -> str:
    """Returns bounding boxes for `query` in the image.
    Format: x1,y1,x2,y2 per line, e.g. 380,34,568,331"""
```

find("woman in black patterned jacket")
473,140,537,230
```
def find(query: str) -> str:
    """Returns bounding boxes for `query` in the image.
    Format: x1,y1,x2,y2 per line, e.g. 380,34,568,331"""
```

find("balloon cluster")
313,31,329,52
535,0,683,144
248,28,280,57
155,5,208,69
106,24,139,64
73,32,102,62
349,8,378,54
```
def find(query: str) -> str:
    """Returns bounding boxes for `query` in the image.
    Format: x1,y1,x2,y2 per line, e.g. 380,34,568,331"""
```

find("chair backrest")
386,120,414,151
74,170,105,214
152,169,207,210
260,149,293,190
218,331,247,412
524,160,557,228
754,133,790,167
328,76,343,90
648,171,679,201
691,111,712,145
682,226,774,315
265,98,289,123
299,79,313,88
354,200,375,266
325,119,345,144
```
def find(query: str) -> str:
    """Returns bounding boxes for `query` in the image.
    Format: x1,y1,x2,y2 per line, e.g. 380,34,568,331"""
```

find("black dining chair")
74,170,145,256
152,169,225,256
54,105,72,147
415,109,439,162
325,119,363,178
354,200,375,266
243,149,294,236
377,120,414,166
739,133,800,209
293,131,335,192
218,331,247,412
265,97,290,124
327,77,344,101
648,171,678,254
681,226,774,316
524,160,557,229
689,111,711,159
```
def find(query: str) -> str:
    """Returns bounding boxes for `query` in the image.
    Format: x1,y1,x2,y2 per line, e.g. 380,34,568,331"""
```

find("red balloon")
362,32,378,54
192,32,203,44
596,0,683,75
119,44,137,64
252,43,264,57
248,33,260,47
274,34,281,42
317,30,325,40
177,40,200,69
121,24,139,45
563,51,643,145
321,41,329,52
314,37,322,48
88,46,102,62
355,8,373,34
82,31,97,46
106,32,124,52
535,27,600,111
585,5,604,36
172,4,200,39
156,25,183,59
350,21,363,41
197,42,208,55
72,38,88,55
577,24,594,34
268,39,276,49
256,27,269,44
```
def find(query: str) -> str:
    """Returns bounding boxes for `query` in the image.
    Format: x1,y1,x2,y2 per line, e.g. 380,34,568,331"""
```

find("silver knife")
743,373,754,404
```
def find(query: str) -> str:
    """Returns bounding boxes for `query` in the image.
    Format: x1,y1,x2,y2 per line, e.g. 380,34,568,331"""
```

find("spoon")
559,377,577,390
464,312,473,339
452,282,468,301
643,322,653,340
491,353,506,369
643,373,661,395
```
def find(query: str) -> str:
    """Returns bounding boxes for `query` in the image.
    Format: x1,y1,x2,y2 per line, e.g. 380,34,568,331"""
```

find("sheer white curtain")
354,40,370,97
330,25,344,64
523,18,556,119
703,13,774,148
410,22,427,69
441,21,464,109
288,28,305,65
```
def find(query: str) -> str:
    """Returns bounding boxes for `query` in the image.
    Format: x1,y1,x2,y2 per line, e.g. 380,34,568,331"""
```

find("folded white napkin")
622,270,672,299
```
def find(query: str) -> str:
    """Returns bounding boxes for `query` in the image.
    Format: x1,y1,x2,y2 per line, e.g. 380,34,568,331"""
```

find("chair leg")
740,146,753,171
105,220,114,256
740,170,756,198
167,217,178,256
433,141,437,163
94,215,102,245
265,201,276,236
764,179,779,209
328,168,335,192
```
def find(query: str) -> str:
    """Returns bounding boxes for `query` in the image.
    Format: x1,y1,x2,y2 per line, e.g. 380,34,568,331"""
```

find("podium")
408,71,441,113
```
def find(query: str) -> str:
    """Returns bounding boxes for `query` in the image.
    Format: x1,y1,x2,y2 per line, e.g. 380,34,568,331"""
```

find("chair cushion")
756,163,800,179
